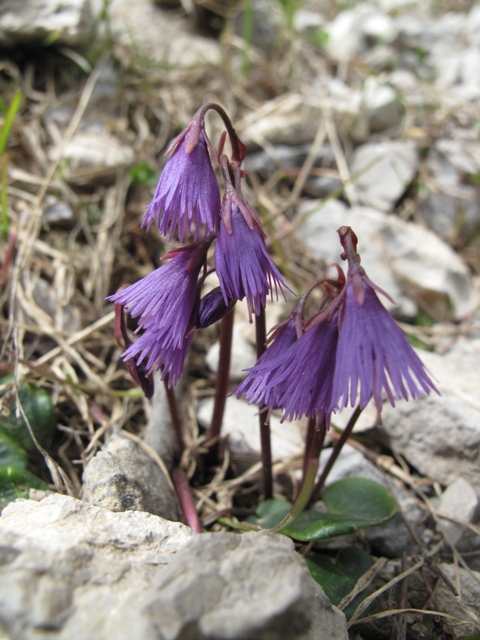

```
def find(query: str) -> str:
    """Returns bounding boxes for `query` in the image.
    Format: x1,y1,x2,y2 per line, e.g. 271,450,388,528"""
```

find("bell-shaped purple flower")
142,125,221,243
330,279,438,416
236,315,339,426
330,226,438,416
235,318,298,409
269,316,339,424
123,330,194,387
215,203,287,321
107,242,209,383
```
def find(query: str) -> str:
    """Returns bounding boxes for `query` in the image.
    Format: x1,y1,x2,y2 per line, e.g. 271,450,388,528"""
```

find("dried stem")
208,307,235,443
172,467,202,533
255,306,272,500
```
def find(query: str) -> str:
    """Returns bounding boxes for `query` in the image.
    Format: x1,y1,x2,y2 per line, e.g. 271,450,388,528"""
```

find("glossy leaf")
281,478,397,541
0,431,28,468
0,383,56,452
0,466,48,509
306,547,375,618
249,499,292,529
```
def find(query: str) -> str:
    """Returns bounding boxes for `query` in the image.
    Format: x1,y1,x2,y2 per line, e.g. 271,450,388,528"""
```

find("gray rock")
43,199,76,228
197,396,305,471
239,94,324,148
104,0,221,68
379,338,480,492
324,4,397,63
82,431,179,521
143,372,177,470
49,131,135,184
437,478,478,546
205,326,257,381
435,563,480,638
293,9,326,36
0,0,94,47
349,140,418,212
234,0,286,54
297,199,476,322
419,139,480,245
26,272,81,334
362,79,403,132
297,200,414,317
0,494,348,640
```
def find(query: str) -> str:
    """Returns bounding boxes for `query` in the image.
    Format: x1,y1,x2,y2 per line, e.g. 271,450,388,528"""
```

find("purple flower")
235,318,298,409
330,278,438,415
142,126,220,243
236,316,339,426
215,203,288,321
195,287,236,329
330,226,438,416
270,317,339,424
107,242,209,382
124,331,194,387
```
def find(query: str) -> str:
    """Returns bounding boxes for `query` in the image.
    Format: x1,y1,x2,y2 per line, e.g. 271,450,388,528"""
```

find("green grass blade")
0,89,22,157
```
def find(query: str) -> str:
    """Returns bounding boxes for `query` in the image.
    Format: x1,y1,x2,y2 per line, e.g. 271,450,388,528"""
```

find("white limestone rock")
0,494,348,640
349,140,418,212
298,199,476,321
0,0,94,47
197,396,305,470
379,337,480,492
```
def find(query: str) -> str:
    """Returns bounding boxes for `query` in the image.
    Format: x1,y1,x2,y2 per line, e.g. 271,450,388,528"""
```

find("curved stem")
208,307,235,442
255,306,272,500
172,467,202,533
309,406,361,505
271,417,327,533
195,102,244,164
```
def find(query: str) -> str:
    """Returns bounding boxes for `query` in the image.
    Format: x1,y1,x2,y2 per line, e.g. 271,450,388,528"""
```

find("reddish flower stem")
163,377,185,454
195,102,245,165
208,307,235,443
309,406,361,505
172,467,202,533
255,306,273,500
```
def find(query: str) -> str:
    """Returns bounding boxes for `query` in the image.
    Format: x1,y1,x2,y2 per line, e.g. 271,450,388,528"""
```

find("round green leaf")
0,431,28,468
281,478,397,541
0,466,48,509
248,499,292,529
306,547,375,618
0,383,56,451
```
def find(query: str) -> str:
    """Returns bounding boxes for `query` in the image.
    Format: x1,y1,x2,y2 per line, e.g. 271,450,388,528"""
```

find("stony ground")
1,0,480,639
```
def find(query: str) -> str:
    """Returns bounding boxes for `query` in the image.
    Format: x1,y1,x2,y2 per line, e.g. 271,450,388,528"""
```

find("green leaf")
0,431,28,468
248,499,292,529
281,478,397,541
306,547,375,618
129,161,158,188
0,466,48,509
0,383,56,452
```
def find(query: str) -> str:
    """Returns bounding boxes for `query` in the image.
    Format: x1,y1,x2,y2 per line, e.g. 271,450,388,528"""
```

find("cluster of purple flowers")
236,227,438,425
108,105,287,387
109,102,437,423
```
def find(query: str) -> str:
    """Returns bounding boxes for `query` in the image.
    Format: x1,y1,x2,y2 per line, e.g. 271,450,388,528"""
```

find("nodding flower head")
235,317,299,410
330,226,439,417
215,201,288,321
142,122,220,243
107,241,210,383
195,287,236,329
